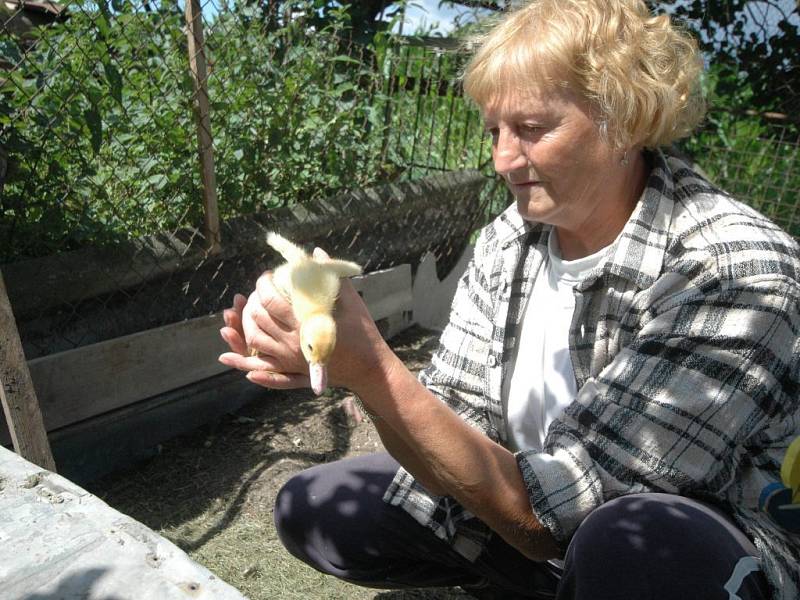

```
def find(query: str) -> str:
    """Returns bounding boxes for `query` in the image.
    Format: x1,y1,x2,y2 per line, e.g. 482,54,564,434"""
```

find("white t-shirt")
503,232,610,452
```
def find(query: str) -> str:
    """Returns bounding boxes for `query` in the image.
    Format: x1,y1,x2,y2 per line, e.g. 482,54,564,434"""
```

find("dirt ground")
87,325,473,600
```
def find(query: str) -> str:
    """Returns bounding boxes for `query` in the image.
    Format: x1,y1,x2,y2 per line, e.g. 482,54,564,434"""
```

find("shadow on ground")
87,326,468,599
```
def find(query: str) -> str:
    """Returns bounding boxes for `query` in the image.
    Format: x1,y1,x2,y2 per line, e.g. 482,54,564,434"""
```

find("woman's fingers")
219,351,285,372
233,292,247,314
246,370,310,389
242,291,267,352
220,325,249,356
220,292,252,356
223,293,248,330
218,276,310,391
219,352,309,390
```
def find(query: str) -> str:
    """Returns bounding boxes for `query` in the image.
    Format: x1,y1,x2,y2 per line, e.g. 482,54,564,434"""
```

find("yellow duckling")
266,232,362,395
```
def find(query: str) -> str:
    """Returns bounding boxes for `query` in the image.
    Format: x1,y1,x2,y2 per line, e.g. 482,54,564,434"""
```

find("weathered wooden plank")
0,265,414,445
351,264,413,321
0,271,55,471
25,314,229,435
0,446,246,599
48,371,266,485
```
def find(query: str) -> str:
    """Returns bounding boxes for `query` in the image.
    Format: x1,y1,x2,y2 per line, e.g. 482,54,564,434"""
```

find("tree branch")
446,0,507,12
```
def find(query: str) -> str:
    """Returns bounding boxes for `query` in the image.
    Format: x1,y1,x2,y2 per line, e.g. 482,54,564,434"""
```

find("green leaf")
103,62,124,105
85,84,103,108
84,105,103,155
95,11,112,39
147,173,168,190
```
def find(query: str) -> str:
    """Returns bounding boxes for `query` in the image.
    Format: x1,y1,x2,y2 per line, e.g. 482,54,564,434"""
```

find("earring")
621,151,630,166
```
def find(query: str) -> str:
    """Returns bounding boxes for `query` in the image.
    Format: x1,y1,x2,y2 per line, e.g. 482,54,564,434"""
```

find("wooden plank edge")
0,271,55,470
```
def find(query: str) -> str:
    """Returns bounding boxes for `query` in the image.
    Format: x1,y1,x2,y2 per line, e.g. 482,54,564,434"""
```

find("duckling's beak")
309,362,328,395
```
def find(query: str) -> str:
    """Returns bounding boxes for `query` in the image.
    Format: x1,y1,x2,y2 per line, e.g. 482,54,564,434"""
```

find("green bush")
682,64,800,237
1,2,457,261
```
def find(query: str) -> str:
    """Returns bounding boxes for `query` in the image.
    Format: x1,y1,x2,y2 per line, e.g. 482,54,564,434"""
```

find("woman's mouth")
509,180,542,188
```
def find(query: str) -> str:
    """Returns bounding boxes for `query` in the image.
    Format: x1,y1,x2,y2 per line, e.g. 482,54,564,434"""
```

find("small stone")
242,564,258,578
20,473,42,489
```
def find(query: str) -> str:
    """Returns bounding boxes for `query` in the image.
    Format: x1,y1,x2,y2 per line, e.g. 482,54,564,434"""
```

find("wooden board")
0,271,55,470
0,446,246,599
1,265,413,445
48,371,267,485
25,314,230,434
351,263,412,321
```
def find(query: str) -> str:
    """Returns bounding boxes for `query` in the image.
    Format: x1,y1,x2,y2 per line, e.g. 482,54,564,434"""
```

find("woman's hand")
218,277,311,389
218,248,392,393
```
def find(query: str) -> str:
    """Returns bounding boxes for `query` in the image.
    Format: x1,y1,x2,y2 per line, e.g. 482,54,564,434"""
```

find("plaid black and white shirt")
384,150,800,598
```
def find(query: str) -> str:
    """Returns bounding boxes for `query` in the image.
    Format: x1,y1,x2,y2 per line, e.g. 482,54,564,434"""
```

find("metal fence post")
185,0,221,254
0,271,56,471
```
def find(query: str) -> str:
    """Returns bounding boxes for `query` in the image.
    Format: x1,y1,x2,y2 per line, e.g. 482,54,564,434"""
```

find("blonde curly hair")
463,0,706,149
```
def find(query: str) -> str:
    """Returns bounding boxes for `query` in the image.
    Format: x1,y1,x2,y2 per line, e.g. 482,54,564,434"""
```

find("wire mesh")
1,0,496,360
682,112,800,238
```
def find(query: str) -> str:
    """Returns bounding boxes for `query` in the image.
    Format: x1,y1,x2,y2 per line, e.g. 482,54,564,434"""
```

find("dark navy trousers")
273,452,771,599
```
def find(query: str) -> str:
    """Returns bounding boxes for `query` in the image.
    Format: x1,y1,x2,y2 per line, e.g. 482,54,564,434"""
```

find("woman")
219,1,800,598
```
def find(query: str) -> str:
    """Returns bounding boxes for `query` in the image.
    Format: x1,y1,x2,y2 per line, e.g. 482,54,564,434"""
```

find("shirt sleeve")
418,230,496,435
515,270,800,544
383,229,498,556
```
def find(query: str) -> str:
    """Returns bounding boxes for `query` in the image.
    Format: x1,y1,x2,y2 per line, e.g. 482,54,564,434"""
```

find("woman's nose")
492,129,527,176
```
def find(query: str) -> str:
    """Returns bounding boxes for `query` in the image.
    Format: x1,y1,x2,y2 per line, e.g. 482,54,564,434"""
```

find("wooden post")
0,270,56,471
185,0,221,254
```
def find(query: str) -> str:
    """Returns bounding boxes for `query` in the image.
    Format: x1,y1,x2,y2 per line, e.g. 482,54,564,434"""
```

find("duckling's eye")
307,344,313,351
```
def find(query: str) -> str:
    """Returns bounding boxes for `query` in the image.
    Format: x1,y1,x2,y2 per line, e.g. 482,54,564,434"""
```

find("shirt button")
487,356,497,367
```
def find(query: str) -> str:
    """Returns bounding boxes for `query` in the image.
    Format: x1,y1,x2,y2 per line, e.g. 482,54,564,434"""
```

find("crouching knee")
559,493,768,600
273,473,315,566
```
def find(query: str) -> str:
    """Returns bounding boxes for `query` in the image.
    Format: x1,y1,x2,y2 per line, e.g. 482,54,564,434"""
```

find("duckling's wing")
267,232,308,264
325,259,362,278
272,264,293,302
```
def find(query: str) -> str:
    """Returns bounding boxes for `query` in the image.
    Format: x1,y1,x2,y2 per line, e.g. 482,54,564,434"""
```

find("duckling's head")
299,312,337,395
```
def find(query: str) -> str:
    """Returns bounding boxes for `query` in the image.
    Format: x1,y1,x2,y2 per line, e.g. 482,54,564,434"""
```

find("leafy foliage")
682,63,800,236
651,0,799,112
4,1,797,263
1,1,490,261
2,1,199,259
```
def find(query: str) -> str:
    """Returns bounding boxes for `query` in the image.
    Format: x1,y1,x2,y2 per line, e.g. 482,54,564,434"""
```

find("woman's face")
483,88,639,256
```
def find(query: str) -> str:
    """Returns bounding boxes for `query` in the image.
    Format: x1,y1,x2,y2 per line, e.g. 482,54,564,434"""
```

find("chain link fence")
1,0,798,363
1,0,500,361
683,110,800,238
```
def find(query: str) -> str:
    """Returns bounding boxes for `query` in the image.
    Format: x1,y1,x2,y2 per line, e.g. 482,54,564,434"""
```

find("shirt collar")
596,148,675,290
